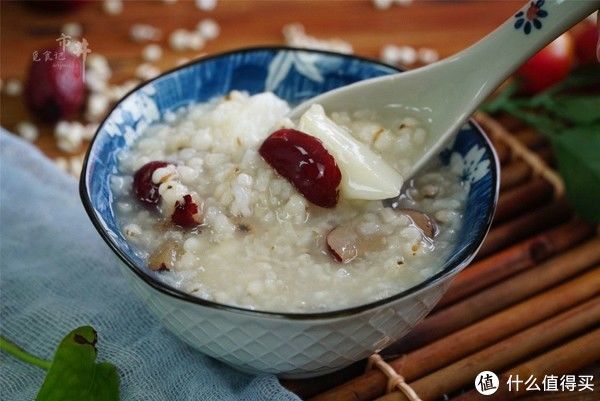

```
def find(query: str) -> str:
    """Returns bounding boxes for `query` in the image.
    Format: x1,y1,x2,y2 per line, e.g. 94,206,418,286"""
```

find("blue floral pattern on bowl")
81,47,498,318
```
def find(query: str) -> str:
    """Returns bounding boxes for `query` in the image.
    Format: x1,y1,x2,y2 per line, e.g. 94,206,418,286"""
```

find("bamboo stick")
476,200,572,259
494,114,527,132
384,238,600,354
375,304,600,401
489,138,511,165
281,361,365,399
440,218,592,308
475,112,557,188
454,386,598,401
309,267,600,401
513,127,549,150
494,178,555,224
500,160,532,191
537,146,554,165
492,330,600,400
391,269,600,381
453,329,600,401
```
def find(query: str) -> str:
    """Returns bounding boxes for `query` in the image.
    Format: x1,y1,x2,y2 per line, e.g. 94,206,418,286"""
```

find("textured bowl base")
225,360,351,379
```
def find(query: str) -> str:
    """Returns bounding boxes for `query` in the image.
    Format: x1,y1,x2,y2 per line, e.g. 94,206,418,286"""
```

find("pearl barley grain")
380,44,401,65
4,79,22,97
103,0,123,15
62,22,83,37
54,157,69,172
55,121,85,154
418,47,439,64
86,54,112,80
197,18,220,40
69,155,84,178
282,23,353,54
86,93,110,122
15,121,39,142
169,29,189,51
130,24,162,43
373,0,393,10
188,33,205,51
106,79,141,102
142,44,163,62
85,70,108,93
124,223,142,239
135,64,161,81
195,0,217,11
83,123,99,141
398,46,417,66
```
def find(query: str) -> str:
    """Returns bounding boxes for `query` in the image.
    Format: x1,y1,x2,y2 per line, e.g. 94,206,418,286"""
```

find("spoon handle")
455,0,599,107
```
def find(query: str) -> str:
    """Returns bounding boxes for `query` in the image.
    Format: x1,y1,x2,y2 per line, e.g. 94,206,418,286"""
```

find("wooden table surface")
0,0,518,159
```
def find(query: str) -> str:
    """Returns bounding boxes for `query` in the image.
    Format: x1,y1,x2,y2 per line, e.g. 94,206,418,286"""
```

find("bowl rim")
80,45,500,320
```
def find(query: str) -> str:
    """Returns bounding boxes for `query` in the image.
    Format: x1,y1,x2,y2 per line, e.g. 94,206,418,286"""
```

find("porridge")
112,91,467,312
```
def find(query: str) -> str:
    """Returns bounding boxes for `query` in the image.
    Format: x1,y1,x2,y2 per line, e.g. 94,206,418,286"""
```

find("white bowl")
80,47,499,378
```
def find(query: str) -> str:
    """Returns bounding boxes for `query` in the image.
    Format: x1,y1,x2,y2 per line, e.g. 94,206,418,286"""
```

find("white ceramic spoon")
288,0,599,200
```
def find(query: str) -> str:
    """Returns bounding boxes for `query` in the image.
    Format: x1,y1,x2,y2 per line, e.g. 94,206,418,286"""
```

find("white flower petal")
449,152,465,176
265,52,294,92
292,53,324,83
469,159,490,183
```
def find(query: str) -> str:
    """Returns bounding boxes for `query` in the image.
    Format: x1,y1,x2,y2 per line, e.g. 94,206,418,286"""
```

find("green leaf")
35,326,119,401
543,95,600,125
534,64,600,98
480,66,600,221
503,105,563,137
0,336,52,370
551,125,600,223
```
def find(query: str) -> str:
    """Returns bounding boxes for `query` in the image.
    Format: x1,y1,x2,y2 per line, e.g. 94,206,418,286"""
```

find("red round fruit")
171,195,201,228
133,161,169,207
572,21,599,65
259,128,342,208
24,46,85,122
516,33,575,94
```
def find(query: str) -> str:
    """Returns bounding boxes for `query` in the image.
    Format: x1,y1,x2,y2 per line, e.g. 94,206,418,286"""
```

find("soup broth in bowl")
113,91,469,313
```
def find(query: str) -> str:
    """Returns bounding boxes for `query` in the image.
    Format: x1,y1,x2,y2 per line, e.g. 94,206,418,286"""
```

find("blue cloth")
0,130,300,401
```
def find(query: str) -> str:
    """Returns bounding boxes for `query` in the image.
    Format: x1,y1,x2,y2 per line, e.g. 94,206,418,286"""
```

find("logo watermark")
475,371,594,395
475,371,499,395
507,374,594,392
32,33,91,80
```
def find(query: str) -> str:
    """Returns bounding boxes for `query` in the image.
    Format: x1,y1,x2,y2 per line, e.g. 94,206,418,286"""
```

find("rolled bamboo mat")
282,114,598,400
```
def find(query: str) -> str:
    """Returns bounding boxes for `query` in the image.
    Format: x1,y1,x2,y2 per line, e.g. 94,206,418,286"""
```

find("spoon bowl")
289,0,599,179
